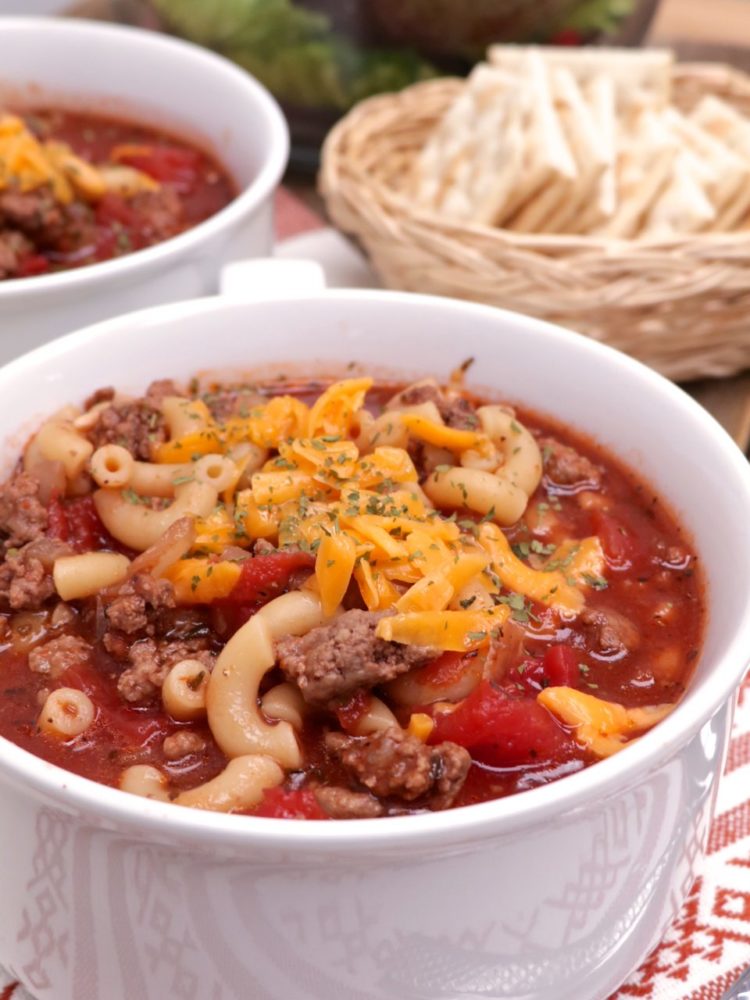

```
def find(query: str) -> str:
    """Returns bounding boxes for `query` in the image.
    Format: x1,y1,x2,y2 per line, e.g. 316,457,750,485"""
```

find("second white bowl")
0,17,289,362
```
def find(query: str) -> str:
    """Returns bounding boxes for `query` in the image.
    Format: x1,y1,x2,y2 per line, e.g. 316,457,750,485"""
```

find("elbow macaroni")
424,466,529,525
261,682,307,731
90,446,236,499
26,420,93,480
476,405,543,497
161,659,209,721
206,590,326,769
161,396,212,438
174,755,284,812
53,552,131,601
38,688,95,740
120,764,170,801
93,480,219,550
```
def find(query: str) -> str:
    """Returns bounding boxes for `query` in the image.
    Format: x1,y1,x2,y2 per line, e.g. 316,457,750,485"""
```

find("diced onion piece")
127,516,197,579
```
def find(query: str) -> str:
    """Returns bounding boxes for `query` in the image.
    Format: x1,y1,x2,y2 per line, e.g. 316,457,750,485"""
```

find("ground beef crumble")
28,634,92,678
117,637,215,705
203,385,266,422
0,187,66,243
0,539,70,611
101,573,175,636
540,437,602,487
83,386,115,411
386,379,479,430
0,229,33,279
144,379,184,407
580,607,640,657
162,731,206,761
87,380,172,460
326,727,470,810
276,609,436,707
129,188,183,243
313,785,384,819
0,473,48,550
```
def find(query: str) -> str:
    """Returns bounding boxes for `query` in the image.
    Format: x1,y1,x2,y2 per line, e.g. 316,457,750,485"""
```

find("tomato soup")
0,375,703,819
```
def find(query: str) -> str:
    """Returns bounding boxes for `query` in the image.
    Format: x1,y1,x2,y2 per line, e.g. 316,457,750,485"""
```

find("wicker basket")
320,63,750,381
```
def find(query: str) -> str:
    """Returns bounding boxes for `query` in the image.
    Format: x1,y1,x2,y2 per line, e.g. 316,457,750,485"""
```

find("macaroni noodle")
206,590,326,768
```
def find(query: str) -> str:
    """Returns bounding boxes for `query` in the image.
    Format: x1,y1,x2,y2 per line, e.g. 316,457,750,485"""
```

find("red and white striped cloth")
1,189,749,1000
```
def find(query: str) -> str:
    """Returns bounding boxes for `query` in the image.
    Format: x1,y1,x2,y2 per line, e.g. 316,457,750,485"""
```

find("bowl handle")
219,258,327,299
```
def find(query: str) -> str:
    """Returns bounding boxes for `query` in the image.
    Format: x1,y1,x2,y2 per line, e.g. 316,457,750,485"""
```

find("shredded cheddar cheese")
164,558,241,604
151,379,610,652
478,522,585,613
400,414,485,452
315,531,358,617
0,112,159,204
407,713,435,742
376,607,510,652
538,687,674,757
545,537,606,587
308,378,373,438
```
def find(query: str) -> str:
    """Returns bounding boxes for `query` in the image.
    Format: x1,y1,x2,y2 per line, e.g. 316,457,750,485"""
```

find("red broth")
0,378,704,818
1,109,235,279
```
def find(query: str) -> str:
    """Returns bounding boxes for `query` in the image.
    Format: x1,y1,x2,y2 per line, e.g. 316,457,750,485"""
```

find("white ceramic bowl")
0,18,288,362
1,265,749,1000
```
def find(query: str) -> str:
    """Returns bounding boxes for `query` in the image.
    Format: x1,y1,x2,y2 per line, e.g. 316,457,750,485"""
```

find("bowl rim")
1,287,749,853
0,17,289,298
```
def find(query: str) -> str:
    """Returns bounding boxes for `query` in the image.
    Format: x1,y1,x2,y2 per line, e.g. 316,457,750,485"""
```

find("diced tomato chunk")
115,145,201,193
212,551,315,635
430,680,576,767
47,497,69,543
591,510,646,571
416,651,470,688
336,689,373,733
58,663,174,749
510,645,579,695
95,192,138,229
224,551,315,605
16,253,50,278
48,495,115,553
542,644,581,687
550,27,583,45
93,227,118,263
254,786,328,820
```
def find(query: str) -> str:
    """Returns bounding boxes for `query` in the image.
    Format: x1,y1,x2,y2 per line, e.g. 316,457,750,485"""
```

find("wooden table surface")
651,0,749,47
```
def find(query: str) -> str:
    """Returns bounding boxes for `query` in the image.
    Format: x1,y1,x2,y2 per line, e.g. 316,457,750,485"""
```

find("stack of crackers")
414,47,750,239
